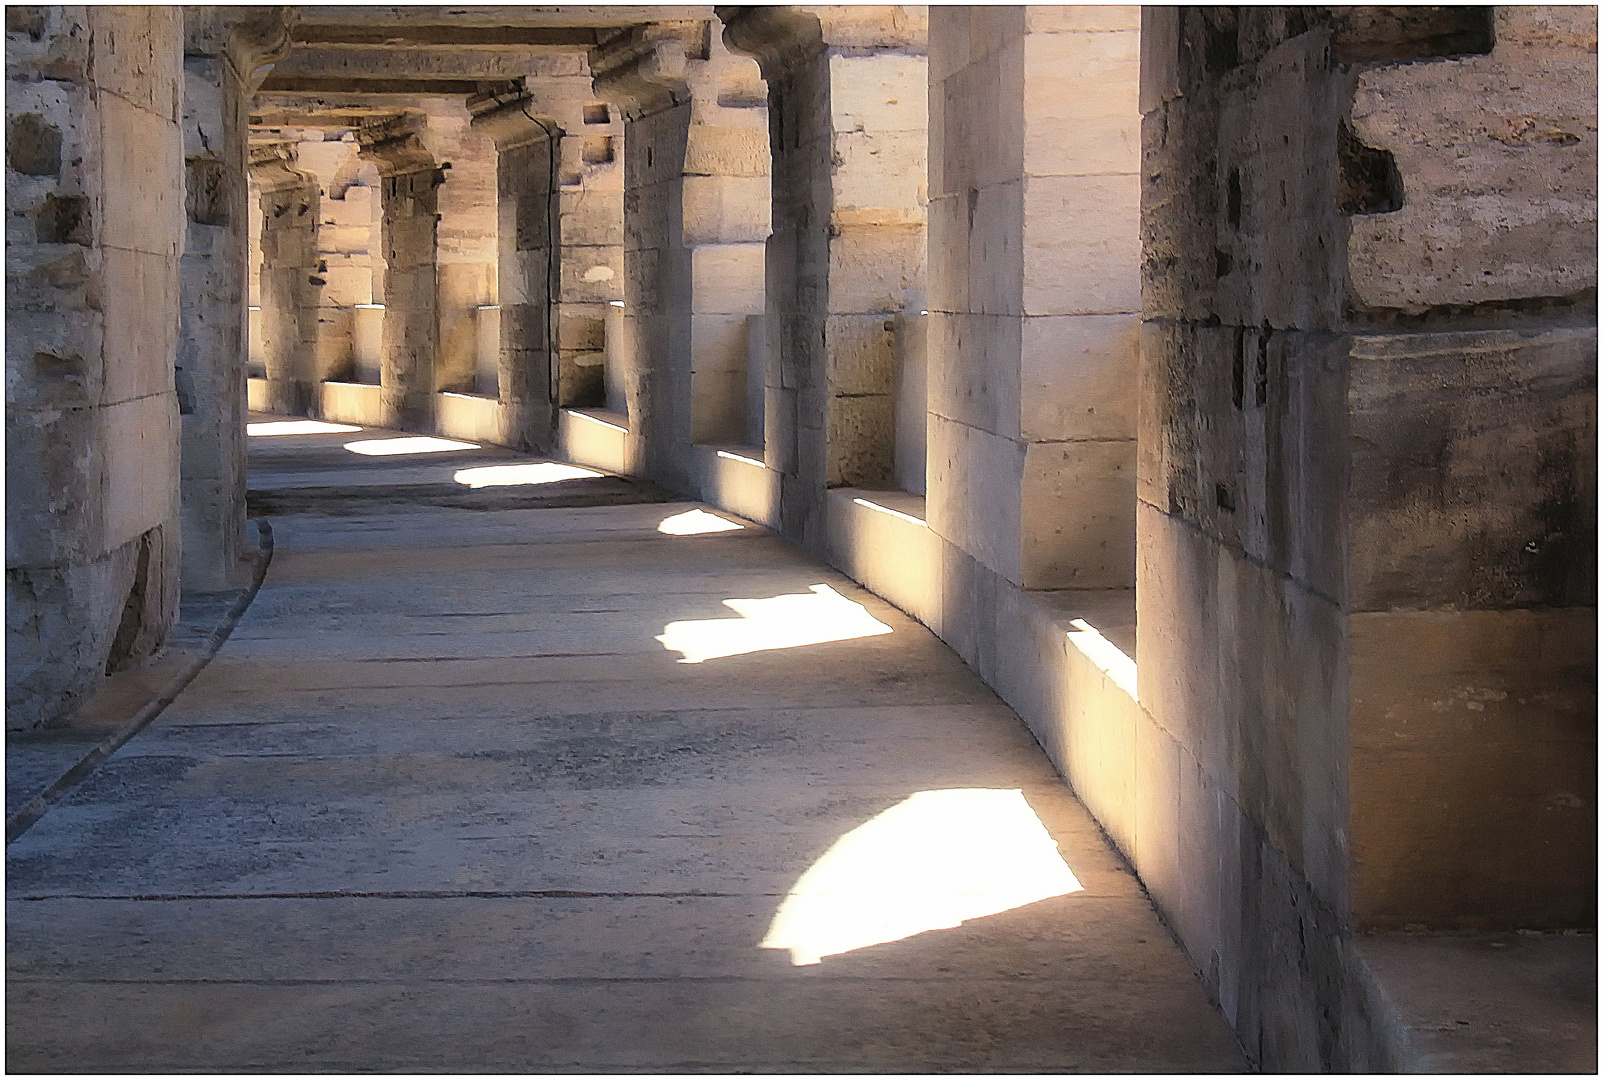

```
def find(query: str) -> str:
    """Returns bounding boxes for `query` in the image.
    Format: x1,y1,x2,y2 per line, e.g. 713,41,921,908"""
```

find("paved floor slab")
6,426,1247,1073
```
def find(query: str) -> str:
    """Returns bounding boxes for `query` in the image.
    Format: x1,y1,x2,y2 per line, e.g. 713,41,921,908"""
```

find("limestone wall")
6,6,185,729
1139,6,1596,1068
722,5,928,552
598,20,770,492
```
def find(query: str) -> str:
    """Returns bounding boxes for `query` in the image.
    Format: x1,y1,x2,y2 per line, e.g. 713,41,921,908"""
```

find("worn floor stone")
6,429,1246,1073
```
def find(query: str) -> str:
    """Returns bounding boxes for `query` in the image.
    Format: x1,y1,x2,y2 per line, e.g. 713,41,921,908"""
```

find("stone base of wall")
692,445,780,530
6,522,177,731
559,408,631,475
435,391,503,446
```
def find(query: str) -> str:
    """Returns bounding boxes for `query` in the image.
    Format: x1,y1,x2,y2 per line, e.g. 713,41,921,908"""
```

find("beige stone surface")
1350,9,1598,311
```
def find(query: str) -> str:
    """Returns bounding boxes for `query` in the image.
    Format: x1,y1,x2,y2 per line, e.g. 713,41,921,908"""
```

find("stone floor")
6,419,1247,1073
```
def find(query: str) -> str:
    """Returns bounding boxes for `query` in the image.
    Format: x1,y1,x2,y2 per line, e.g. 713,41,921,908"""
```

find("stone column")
721,6,927,551
6,7,185,728
358,115,442,432
427,101,499,397
249,142,321,418
471,90,560,451
1138,7,1596,1069
592,21,771,491
178,6,291,591
926,7,1140,594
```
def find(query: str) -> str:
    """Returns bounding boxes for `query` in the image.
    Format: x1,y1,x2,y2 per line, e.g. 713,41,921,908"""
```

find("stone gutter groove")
6,519,276,846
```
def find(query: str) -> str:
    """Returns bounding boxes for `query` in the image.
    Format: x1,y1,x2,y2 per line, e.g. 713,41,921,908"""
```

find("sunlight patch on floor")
656,584,891,664
658,508,745,535
247,420,362,437
453,462,602,488
344,436,481,456
761,788,1083,966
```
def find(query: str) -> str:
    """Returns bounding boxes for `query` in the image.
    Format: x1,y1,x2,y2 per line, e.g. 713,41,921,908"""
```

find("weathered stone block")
1022,28,1140,178
1350,44,1597,311
1020,313,1139,443
926,310,1021,440
688,243,766,314
926,412,1024,584
1020,438,1135,589
828,52,928,135
1350,607,1597,930
1349,328,1598,611
828,223,925,316
1021,172,1140,316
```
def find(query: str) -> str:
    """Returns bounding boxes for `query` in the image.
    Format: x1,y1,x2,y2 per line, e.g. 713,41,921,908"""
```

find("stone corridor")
6,422,1246,1072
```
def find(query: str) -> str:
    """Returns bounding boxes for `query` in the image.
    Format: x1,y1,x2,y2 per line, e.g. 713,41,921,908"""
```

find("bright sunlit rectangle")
248,420,362,437
658,508,744,535
452,462,602,488
761,788,1083,966
344,436,480,456
656,583,891,664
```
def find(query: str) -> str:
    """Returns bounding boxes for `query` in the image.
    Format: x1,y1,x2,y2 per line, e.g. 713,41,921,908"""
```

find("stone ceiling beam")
291,25,602,48
270,45,585,82
293,6,710,29
257,75,499,95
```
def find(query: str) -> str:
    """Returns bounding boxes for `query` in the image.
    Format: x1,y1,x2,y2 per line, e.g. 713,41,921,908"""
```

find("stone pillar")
178,6,291,591
592,21,771,491
6,7,185,728
293,132,371,385
593,22,772,487
927,7,1139,592
471,91,560,451
428,101,499,396
358,115,442,432
472,63,627,452
721,6,927,551
249,142,321,418
1138,6,1596,1069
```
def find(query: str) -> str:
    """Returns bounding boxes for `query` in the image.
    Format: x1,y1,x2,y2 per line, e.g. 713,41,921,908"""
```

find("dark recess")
1337,122,1404,215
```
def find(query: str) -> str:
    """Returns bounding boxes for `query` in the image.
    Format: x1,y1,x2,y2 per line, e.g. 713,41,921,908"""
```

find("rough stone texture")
1138,6,1598,1070
927,6,1140,591
471,64,624,451
419,98,498,395
6,6,185,729
250,142,323,416
474,95,559,450
594,20,770,493
1348,8,1598,313
358,113,441,431
722,5,928,553
180,9,293,592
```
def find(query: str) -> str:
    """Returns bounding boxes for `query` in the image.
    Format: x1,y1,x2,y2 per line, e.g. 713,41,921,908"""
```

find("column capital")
247,142,313,192
467,82,561,149
355,113,439,178
718,6,926,78
589,21,709,119
184,6,296,90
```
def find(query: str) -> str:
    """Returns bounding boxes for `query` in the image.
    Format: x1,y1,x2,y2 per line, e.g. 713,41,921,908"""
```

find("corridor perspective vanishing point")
6,3,1597,1074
